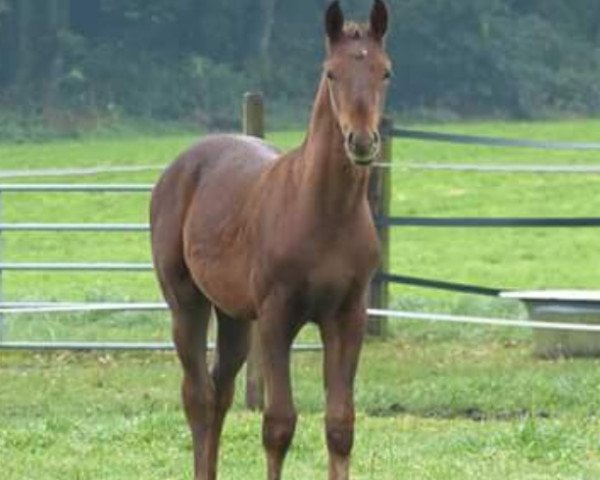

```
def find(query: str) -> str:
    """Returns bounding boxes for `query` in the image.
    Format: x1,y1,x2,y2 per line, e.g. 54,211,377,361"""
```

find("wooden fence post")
0,190,4,342
367,117,393,336
243,92,265,411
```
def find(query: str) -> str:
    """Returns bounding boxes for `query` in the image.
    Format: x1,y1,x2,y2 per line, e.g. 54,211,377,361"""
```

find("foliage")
389,0,600,118
2,0,600,131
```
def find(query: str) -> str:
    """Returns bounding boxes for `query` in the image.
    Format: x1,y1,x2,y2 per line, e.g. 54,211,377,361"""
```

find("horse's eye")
383,70,392,81
326,71,336,81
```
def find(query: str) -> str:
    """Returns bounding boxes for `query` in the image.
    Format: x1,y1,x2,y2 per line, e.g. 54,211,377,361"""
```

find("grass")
1,119,600,478
3,336,600,479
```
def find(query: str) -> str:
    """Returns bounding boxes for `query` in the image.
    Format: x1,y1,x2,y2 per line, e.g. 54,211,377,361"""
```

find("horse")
150,1,391,478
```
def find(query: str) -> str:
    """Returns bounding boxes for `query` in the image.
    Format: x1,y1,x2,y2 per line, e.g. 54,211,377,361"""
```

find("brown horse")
150,1,391,478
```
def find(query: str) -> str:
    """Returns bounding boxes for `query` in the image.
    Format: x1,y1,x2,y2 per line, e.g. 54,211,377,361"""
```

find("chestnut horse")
150,1,391,478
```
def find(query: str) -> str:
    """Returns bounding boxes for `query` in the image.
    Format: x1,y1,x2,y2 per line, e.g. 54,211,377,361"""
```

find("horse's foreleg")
258,301,301,480
319,304,367,480
171,295,216,480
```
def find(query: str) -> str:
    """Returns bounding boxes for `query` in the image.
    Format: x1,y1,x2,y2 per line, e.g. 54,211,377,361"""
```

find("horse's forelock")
343,22,368,40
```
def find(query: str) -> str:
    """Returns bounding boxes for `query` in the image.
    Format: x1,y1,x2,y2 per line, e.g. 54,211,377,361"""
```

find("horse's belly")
185,246,256,320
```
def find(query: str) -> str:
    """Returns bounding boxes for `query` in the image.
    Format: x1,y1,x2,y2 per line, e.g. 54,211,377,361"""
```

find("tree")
2,0,600,123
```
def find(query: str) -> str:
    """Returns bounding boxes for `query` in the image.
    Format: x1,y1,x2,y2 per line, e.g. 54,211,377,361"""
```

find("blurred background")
1,0,600,139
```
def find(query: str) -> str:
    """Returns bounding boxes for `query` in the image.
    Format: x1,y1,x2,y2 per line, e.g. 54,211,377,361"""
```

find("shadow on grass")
367,403,552,422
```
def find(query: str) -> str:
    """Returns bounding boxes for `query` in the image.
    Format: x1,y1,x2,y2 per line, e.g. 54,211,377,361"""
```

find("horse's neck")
296,77,370,217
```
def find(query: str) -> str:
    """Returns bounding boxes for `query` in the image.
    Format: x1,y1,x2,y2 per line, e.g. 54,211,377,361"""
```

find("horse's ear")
325,1,344,44
370,0,389,42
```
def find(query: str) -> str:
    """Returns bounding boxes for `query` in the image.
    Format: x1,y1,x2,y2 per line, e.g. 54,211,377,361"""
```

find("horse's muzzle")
345,130,381,165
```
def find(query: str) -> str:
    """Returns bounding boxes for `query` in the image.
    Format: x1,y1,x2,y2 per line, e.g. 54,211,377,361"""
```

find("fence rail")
0,223,149,232
0,165,164,179
6,162,600,177
393,128,600,150
0,302,166,314
0,341,323,352
0,184,152,192
398,163,600,174
4,217,600,233
379,217,600,228
4,303,600,332
0,262,153,271
1,341,178,351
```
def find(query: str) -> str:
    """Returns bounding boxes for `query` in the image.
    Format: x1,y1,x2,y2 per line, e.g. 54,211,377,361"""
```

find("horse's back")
158,134,278,191
151,133,278,221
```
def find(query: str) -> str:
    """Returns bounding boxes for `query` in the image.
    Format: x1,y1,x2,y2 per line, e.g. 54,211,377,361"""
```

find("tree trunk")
15,0,34,86
0,0,17,86
43,0,70,110
257,0,277,60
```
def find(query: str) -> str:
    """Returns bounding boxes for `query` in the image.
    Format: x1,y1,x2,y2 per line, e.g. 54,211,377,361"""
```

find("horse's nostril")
373,131,381,145
347,132,355,146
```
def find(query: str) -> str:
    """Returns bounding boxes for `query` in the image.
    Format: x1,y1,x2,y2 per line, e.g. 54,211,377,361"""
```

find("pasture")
1,120,600,479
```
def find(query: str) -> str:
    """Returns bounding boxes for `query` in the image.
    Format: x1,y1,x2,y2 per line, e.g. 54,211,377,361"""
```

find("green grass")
1,120,600,478
2,337,600,479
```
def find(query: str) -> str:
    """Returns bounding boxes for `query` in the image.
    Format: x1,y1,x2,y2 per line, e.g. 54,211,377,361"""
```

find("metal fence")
369,124,600,299
0,183,155,347
1,119,600,350
0,182,321,352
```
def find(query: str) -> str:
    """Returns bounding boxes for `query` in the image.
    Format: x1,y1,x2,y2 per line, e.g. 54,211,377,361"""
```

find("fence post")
367,117,393,336
243,92,265,411
0,190,4,342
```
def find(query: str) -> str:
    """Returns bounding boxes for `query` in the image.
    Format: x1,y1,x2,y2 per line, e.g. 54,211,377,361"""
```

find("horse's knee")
213,379,236,414
262,412,297,454
326,414,355,457
211,357,246,414
182,375,216,422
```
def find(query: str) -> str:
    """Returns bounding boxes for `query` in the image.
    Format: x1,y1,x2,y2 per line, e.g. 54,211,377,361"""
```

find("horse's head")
324,0,391,166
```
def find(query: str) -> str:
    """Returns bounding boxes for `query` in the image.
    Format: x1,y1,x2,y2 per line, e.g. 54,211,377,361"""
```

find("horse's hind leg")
167,282,217,480
208,309,251,466
152,175,220,478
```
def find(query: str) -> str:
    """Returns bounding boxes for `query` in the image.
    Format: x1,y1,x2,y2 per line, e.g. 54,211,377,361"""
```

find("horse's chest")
289,257,361,319
305,252,355,288
273,238,376,316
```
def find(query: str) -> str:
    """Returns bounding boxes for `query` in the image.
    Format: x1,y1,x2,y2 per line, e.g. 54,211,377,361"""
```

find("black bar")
377,272,503,297
392,128,600,151
377,217,600,228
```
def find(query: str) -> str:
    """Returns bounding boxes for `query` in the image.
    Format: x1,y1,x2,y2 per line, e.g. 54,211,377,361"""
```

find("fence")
1,93,600,406
368,126,600,308
0,184,151,346
1,95,600,330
